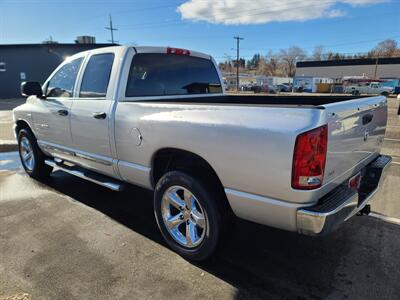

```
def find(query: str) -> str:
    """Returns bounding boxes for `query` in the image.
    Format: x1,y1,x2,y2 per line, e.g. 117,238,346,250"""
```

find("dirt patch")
0,293,31,300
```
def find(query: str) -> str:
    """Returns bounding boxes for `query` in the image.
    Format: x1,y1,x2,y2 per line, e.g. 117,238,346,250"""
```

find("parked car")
344,82,393,96
14,46,391,261
252,83,277,94
276,83,291,92
240,84,253,91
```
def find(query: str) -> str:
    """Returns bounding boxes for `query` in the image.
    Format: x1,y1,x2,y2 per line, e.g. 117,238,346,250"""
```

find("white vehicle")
13,46,391,260
344,82,393,96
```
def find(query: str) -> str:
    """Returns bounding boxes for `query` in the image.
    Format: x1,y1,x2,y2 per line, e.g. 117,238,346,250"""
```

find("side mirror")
21,81,44,98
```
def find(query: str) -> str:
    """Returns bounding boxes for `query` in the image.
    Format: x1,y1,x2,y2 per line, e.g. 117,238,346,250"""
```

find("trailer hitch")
357,204,371,216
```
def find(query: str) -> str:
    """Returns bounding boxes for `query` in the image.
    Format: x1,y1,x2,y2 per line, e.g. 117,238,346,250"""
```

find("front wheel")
154,171,225,261
18,128,53,179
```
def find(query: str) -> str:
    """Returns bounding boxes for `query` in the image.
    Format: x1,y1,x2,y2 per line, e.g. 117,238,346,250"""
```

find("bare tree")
258,51,280,76
280,46,307,77
256,56,268,75
372,39,399,57
312,45,325,61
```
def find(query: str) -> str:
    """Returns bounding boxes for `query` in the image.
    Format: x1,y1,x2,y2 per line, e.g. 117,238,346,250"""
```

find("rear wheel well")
151,148,232,212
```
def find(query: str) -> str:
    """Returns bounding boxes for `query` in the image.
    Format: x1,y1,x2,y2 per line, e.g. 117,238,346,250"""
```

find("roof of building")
0,43,117,49
297,57,400,68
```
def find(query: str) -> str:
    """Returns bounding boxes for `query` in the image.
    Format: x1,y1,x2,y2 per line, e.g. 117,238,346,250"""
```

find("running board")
45,159,124,191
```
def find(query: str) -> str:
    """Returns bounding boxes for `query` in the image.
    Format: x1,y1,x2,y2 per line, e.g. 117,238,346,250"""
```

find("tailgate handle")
362,113,373,125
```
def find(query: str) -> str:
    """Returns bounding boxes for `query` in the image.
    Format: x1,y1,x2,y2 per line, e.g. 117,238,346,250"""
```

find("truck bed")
142,94,365,107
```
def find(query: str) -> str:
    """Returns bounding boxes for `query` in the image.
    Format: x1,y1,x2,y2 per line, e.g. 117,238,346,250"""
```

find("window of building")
46,58,83,98
79,53,114,98
0,62,6,72
126,53,222,97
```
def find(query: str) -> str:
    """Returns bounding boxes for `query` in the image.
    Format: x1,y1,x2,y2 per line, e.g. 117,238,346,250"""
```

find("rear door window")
79,53,114,98
126,53,222,97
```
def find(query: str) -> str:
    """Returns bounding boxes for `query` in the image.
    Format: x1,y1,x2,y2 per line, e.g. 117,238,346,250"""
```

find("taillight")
167,47,191,55
348,172,361,191
292,125,328,190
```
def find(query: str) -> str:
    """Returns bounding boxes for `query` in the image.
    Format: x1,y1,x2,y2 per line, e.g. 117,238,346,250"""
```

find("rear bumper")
297,155,392,235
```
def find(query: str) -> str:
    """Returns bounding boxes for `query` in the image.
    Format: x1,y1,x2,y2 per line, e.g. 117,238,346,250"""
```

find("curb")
0,140,18,153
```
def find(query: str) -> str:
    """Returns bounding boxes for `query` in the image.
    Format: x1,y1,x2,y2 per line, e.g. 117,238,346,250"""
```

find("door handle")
92,112,107,119
362,113,373,125
57,109,68,116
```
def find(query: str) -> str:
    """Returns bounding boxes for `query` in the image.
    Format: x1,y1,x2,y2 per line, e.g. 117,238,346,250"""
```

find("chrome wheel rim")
20,136,35,171
161,185,207,248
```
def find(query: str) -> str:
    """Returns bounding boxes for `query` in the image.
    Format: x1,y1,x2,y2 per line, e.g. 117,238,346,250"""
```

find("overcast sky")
0,0,399,61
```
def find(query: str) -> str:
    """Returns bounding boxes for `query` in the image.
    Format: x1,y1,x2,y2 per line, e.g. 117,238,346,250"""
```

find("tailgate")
323,96,387,185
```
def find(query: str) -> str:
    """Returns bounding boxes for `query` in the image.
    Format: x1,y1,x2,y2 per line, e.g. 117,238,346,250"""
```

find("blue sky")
0,0,399,62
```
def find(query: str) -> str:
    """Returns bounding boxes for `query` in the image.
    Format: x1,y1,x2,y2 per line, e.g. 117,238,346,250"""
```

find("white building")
293,76,334,93
255,76,292,86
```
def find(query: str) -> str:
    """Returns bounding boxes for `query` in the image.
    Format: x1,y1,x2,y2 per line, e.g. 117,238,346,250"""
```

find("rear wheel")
381,91,389,97
154,171,225,261
18,128,52,179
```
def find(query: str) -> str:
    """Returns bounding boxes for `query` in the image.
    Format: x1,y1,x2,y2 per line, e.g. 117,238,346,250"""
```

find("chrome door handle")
57,109,68,116
92,112,107,119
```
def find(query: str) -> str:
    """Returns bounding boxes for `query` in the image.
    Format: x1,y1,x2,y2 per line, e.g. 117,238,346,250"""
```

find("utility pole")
105,14,118,44
374,57,379,79
234,36,244,91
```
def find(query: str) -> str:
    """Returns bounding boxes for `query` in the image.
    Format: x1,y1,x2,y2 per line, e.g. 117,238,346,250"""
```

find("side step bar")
45,159,124,191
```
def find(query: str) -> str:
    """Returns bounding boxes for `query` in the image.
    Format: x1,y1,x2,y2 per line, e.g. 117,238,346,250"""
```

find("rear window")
125,53,222,97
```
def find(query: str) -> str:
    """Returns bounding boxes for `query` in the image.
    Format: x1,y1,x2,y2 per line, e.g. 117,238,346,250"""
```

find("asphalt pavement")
1,153,400,300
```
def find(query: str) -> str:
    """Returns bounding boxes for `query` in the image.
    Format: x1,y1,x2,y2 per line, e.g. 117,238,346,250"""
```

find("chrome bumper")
297,155,392,235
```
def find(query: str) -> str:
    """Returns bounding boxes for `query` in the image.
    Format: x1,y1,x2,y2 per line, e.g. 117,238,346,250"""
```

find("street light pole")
234,36,244,92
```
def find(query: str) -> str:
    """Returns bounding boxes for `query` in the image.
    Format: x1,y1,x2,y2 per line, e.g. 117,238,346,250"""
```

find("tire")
154,171,225,261
18,128,53,179
381,91,389,97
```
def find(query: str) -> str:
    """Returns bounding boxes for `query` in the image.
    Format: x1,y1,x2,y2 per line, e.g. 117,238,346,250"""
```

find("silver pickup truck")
13,46,391,260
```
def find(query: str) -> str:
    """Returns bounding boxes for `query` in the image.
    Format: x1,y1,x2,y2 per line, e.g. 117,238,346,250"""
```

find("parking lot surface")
1,97,399,299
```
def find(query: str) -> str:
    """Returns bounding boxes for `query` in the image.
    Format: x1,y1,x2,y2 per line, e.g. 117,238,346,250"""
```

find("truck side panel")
114,102,326,204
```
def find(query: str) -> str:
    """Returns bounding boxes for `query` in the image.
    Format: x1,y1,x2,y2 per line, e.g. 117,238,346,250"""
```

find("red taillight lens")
167,47,191,55
292,125,328,190
348,172,361,191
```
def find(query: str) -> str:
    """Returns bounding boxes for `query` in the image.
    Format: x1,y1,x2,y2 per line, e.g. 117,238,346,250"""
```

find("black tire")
381,91,389,97
154,171,225,261
18,128,53,179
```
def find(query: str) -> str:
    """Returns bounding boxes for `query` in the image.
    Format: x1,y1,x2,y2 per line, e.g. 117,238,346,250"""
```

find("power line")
238,35,400,53
105,14,118,44
118,0,337,30
113,2,398,33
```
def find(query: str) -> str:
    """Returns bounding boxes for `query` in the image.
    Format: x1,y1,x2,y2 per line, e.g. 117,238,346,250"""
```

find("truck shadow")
40,171,400,300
